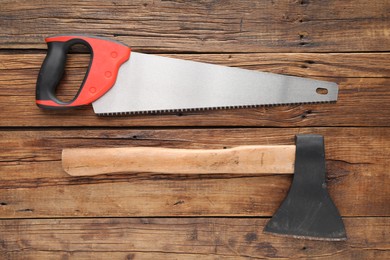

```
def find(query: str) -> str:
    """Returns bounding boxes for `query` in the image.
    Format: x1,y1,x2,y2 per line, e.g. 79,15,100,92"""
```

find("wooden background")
1,0,389,259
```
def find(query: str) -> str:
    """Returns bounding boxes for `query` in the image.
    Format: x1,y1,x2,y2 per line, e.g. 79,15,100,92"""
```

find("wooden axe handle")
62,145,296,176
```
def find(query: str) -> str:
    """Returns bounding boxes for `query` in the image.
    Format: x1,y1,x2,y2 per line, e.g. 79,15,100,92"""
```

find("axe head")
264,135,347,241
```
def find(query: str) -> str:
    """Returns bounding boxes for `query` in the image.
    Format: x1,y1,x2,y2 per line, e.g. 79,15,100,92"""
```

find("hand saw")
36,35,338,115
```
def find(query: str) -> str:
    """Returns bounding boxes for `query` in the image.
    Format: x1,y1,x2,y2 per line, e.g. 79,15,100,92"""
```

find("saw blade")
92,52,338,115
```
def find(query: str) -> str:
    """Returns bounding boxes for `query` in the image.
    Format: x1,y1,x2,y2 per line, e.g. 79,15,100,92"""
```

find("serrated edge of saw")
95,100,335,116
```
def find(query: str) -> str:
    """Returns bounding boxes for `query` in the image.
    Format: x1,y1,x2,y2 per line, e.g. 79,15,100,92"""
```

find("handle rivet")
111,51,118,58
89,87,96,93
105,71,112,78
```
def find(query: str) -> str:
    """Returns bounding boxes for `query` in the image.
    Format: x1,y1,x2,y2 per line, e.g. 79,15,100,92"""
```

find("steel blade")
92,52,338,115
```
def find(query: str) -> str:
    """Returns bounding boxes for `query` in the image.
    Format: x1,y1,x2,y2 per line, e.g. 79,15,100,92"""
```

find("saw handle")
36,35,131,109
62,145,296,176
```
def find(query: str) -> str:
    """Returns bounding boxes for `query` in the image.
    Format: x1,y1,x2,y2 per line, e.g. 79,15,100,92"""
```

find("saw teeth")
95,101,335,116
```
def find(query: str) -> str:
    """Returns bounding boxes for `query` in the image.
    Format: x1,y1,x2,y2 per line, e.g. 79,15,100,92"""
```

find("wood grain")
1,128,389,218
1,53,390,127
1,0,389,257
1,218,389,259
62,145,296,176
1,0,389,52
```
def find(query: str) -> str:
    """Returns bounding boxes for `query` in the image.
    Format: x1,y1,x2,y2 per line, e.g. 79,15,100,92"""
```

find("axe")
62,134,346,241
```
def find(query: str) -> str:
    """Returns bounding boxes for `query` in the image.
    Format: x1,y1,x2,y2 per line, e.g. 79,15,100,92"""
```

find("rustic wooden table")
1,1,389,259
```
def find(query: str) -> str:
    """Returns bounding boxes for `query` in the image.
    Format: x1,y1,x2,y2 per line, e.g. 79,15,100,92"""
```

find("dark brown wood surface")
1,0,390,52
1,0,389,259
1,218,389,259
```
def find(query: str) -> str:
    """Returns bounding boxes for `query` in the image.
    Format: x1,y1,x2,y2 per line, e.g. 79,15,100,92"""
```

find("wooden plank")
3,53,390,78
1,0,389,52
1,217,389,259
0,128,389,218
1,53,390,127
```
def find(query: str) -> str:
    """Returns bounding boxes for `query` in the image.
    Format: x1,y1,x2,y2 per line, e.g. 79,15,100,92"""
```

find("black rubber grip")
36,39,91,108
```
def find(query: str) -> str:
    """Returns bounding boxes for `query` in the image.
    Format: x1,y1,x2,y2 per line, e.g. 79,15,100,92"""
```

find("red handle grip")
36,35,131,109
